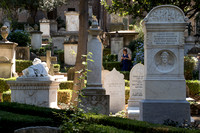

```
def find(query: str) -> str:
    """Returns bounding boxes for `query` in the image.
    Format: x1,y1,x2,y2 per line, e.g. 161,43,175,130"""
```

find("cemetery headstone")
118,47,132,62
111,37,123,55
64,11,79,31
80,20,109,115
30,28,43,50
140,5,190,124
50,20,58,33
39,18,50,38
104,68,125,114
101,70,110,88
128,63,144,120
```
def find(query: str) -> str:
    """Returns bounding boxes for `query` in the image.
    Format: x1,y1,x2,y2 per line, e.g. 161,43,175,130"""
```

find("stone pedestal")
63,43,78,65
0,41,17,78
80,21,109,115
8,77,59,108
30,31,43,50
39,18,50,39
140,5,190,124
111,37,123,55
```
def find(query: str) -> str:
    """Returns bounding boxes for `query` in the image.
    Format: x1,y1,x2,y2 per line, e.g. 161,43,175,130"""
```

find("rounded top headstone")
143,5,188,23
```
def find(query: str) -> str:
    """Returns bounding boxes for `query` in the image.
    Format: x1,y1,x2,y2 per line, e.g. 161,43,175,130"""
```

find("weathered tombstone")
8,58,59,108
118,47,132,62
128,63,144,120
64,11,79,31
101,70,110,88
50,20,58,33
140,5,190,124
63,35,78,65
39,18,50,39
111,37,123,55
104,68,125,114
16,47,30,60
52,35,65,50
80,20,109,115
0,26,18,78
30,26,43,50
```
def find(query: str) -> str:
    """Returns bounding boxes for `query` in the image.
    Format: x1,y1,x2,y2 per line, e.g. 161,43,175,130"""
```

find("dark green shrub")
53,64,60,72
103,48,111,56
103,62,121,71
120,71,130,80
59,81,74,90
0,78,16,93
103,54,118,62
7,30,31,46
186,80,200,97
16,60,32,73
57,50,64,64
86,114,199,133
2,91,11,102
184,56,196,80
0,110,54,133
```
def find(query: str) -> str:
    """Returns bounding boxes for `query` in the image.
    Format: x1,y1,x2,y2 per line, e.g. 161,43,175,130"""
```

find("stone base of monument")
127,107,140,120
8,77,59,109
140,100,191,124
79,94,110,115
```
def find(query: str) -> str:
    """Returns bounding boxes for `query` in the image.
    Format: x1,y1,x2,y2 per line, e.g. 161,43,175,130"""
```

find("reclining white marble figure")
22,58,49,77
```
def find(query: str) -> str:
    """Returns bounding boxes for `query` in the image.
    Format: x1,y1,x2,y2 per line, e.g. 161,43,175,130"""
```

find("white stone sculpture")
22,58,49,77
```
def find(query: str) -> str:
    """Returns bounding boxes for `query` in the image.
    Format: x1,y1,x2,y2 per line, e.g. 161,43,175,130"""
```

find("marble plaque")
104,68,125,113
152,32,179,45
65,12,79,32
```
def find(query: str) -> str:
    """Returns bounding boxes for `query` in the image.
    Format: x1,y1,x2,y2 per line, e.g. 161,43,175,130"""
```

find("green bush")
86,114,199,133
0,110,54,133
184,56,196,80
103,62,121,71
186,80,200,97
59,81,74,90
0,78,16,93
57,90,72,104
120,71,130,80
16,60,32,73
56,50,64,64
125,80,130,87
2,91,11,102
53,64,60,72
125,87,130,104
103,48,111,56
103,54,118,62
7,30,31,46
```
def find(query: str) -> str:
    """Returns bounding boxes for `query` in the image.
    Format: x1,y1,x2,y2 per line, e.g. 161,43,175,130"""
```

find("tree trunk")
71,0,88,106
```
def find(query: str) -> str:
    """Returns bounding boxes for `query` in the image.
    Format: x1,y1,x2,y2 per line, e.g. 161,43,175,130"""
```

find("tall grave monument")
140,5,190,124
80,20,109,115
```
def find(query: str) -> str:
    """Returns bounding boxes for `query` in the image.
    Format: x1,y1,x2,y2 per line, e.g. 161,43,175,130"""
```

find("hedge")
186,80,200,97
120,71,130,80
125,87,130,104
86,114,200,133
0,110,54,133
0,78,16,93
59,81,74,90
103,62,121,71
16,60,32,73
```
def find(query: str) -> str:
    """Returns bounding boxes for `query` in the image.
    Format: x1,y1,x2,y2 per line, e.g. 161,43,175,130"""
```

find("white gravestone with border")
65,11,79,32
39,18,50,38
118,47,132,62
128,63,144,120
111,37,123,55
140,5,190,124
104,68,125,114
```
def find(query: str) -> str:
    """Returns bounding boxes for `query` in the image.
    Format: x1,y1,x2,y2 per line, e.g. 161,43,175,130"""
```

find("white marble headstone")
128,63,144,107
118,47,132,62
65,11,79,31
104,68,125,113
111,37,123,55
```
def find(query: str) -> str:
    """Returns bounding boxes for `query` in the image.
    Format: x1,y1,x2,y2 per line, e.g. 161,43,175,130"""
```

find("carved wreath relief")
148,7,184,22
155,50,176,73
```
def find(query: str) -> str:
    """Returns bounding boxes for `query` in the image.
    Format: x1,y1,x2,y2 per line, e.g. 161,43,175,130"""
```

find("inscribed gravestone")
128,63,144,107
104,68,125,113
65,11,79,31
140,5,190,124
118,47,132,62
101,70,110,88
111,37,123,55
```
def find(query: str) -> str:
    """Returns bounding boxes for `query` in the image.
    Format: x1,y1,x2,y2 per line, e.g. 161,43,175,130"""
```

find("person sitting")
121,48,131,71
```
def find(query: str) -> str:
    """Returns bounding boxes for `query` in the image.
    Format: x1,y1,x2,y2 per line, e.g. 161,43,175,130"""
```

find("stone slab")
79,95,110,115
127,107,140,120
140,100,191,124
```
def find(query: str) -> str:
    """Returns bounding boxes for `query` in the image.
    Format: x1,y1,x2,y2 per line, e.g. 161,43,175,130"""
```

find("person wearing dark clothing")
121,48,131,71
